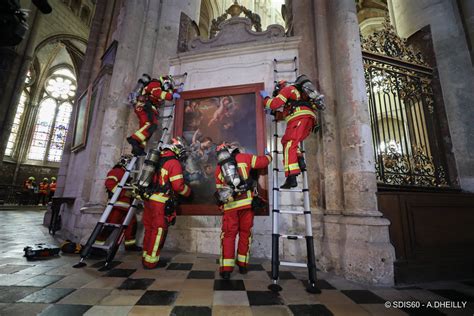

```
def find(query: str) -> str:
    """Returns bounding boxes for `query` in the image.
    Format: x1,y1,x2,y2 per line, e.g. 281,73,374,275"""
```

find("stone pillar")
289,0,322,208
152,0,201,75
314,0,344,215
391,0,474,192
320,0,395,285
328,0,380,217
85,0,147,206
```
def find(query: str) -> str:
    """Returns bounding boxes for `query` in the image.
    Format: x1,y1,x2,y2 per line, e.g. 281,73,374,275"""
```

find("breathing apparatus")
294,74,325,111
137,149,161,190
215,143,250,204
129,74,151,104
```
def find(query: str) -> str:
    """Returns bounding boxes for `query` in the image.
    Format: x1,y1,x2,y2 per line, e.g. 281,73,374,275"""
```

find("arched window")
27,68,76,162
4,68,35,157
4,92,28,157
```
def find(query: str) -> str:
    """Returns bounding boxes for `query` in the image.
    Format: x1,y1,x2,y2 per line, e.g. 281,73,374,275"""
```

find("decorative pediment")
188,17,285,52
362,18,429,67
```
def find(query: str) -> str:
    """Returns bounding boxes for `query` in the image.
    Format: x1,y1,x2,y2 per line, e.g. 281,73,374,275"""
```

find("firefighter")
139,137,192,269
38,178,49,205
259,76,323,188
49,176,57,202
215,143,271,279
22,177,35,205
127,75,182,156
96,156,141,251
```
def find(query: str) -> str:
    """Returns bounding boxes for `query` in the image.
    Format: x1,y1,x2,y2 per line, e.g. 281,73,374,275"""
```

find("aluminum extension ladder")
267,57,320,294
73,74,186,271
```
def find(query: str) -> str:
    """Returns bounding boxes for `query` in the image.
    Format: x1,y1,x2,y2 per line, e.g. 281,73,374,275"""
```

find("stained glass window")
27,67,76,162
28,98,56,160
48,102,73,162
4,92,27,156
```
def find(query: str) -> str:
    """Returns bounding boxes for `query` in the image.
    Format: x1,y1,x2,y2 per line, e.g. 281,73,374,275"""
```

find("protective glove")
259,90,269,99
128,92,138,104
172,92,181,99
177,83,184,93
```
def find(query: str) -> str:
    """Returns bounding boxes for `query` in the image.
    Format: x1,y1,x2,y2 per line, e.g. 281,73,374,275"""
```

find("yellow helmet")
28,176,35,181
43,178,48,181
51,177,56,181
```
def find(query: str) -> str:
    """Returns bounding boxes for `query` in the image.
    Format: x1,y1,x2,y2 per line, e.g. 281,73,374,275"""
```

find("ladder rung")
92,244,111,250
280,210,305,215
278,188,305,193
103,223,121,228
281,234,305,240
158,115,173,119
280,261,307,268
129,170,140,174
274,69,298,73
274,57,297,63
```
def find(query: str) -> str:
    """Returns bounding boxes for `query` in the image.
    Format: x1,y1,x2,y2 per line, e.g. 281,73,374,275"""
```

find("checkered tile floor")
1,210,474,315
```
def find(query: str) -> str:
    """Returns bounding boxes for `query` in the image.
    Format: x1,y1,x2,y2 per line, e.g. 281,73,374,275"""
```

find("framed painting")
71,85,92,151
174,83,268,216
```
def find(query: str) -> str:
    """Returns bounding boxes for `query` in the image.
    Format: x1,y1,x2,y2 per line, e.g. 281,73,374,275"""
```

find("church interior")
0,0,473,315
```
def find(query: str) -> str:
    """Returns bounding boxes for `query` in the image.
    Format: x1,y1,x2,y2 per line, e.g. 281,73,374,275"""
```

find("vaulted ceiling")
356,0,388,23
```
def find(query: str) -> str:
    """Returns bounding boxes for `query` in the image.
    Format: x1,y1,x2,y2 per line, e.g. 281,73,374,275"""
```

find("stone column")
328,0,380,217
289,0,323,208
391,0,474,192
85,0,147,205
323,0,395,285
152,0,201,75
314,0,344,215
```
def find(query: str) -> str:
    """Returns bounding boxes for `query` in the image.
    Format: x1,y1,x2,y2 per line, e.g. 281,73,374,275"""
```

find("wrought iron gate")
362,21,449,187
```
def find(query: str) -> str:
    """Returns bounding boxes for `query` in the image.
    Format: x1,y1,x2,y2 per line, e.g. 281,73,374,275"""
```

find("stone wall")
167,19,305,262
0,161,58,186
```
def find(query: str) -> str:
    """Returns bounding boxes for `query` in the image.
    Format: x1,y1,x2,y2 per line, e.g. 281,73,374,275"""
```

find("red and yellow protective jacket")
50,182,56,193
105,166,132,209
141,80,173,106
148,150,191,204
215,153,272,212
39,182,49,195
263,85,317,123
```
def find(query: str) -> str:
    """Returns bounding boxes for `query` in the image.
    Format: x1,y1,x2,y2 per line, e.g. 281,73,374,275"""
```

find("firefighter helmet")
51,177,56,181
43,178,48,182
162,137,187,161
28,176,35,181
216,142,240,155
159,75,174,91
272,80,288,97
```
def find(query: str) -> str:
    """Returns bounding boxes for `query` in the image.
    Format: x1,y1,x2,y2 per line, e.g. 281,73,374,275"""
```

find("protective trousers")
96,204,137,247
142,199,169,268
130,106,158,148
281,116,315,177
220,208,254,272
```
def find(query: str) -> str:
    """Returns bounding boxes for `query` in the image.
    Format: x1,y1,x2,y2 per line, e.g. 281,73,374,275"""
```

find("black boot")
220,271,231,280
238,266,248,274
280,175,297,189
297,156,306,171
127,137,145,156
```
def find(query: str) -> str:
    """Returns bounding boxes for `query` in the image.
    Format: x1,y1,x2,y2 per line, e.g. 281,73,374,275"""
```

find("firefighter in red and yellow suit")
141,139,191,269
215,143,272,279
48,176,57,202
260,81,317,188
127,75,181,156
96,159,141,251
38,178,49,205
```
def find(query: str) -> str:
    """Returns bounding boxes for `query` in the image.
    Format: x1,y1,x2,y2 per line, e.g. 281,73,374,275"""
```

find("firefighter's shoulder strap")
153,154,176,193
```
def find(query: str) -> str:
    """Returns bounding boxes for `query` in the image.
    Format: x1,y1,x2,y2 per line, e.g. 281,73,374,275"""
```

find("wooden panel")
377,190,474,283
